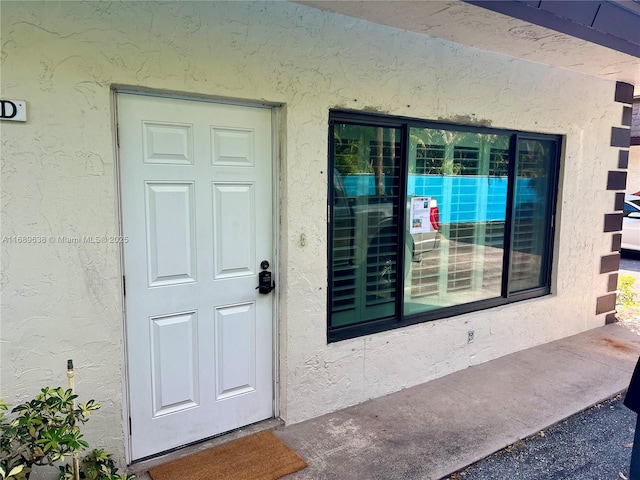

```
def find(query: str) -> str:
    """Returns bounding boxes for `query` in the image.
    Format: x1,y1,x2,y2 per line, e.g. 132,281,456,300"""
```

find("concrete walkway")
132,323,640,480
275,324,640,480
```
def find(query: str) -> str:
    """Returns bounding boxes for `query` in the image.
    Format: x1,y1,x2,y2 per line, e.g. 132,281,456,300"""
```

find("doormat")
148,430,308,480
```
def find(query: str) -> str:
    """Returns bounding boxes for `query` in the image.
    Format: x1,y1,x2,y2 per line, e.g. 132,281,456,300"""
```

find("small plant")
617,275,638,307
0,388,133,480
58,449,135,480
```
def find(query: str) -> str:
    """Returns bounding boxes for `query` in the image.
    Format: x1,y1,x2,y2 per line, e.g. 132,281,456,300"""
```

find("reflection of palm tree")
409,129,508,176
334,124,401,197
518,139,550,179
516,139,553,218
333,124,372,175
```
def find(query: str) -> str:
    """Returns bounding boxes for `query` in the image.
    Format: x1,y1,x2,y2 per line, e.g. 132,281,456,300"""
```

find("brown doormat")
148,430,307,480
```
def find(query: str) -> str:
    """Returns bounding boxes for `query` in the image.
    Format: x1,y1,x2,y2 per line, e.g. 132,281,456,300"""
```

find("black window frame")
327,110,561,343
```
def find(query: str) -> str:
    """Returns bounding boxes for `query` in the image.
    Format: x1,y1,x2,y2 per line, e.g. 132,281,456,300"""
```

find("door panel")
145,182,197,286
118,93,274,460
214,182,255,277
215,303,256,399
150,311,199,416
143,122,194,165
211,127,255,166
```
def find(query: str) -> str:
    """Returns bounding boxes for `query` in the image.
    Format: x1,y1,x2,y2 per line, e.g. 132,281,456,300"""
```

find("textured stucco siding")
0,1,622,463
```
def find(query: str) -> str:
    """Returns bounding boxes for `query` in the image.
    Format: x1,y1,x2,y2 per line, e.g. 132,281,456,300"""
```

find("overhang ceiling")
297,0,640,87
468,1,640,58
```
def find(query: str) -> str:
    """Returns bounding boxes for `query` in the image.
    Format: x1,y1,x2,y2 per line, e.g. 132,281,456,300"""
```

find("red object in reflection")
430,206,440,231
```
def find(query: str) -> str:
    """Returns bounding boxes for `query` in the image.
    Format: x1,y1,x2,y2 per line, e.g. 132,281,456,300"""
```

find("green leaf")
2,386,107,477
7,465,24,477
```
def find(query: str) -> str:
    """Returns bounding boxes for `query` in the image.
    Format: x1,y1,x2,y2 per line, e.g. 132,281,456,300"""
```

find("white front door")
118,93,274,460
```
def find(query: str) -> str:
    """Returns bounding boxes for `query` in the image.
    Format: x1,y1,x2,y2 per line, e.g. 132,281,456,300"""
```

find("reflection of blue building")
342,174,538,224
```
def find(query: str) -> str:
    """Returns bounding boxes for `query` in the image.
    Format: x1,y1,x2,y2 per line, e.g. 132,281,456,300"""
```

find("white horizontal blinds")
482,148,510,293
410,257,440,299
365,138,400,314
447,146,480,294
405,129,510,314
509,139,555,293
482,222,506,291
409,143,445,300
330,124,401,327
446,223,476,293
331,138,358,324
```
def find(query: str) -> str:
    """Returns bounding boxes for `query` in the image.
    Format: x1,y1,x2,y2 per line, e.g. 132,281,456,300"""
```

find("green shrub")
0,388,133,480
58,449,135,480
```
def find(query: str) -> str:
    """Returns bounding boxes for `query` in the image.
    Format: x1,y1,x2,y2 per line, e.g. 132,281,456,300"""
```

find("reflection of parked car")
332,170,440,265
332,170,440,303
622,195,640,252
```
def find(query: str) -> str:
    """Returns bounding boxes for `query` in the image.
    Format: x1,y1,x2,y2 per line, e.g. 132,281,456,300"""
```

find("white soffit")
297,0,640,86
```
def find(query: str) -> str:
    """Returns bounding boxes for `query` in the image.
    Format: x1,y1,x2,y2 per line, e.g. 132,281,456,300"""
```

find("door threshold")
127,417,284,477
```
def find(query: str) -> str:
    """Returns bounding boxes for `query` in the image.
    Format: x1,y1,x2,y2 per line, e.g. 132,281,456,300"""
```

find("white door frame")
111,88,281,463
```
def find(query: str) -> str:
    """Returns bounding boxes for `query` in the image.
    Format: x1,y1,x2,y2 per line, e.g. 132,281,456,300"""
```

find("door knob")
256,260,275,294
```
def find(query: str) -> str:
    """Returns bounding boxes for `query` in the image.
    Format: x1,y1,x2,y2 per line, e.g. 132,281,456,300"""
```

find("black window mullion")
541,140,559,288
395,124,410,321
327,119,336,338
508,135,559,294
502,134,518,298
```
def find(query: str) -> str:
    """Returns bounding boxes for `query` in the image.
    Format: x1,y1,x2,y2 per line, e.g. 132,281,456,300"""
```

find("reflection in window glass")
331,123,401,327
405,129,511,315
509,139,555,293
328,111,560,342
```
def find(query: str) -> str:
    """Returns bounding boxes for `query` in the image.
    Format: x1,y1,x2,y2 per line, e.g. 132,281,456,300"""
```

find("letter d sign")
0,99,27,122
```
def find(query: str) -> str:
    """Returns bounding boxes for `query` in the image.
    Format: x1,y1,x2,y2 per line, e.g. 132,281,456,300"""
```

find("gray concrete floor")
275,324,640,480
131,323,640,480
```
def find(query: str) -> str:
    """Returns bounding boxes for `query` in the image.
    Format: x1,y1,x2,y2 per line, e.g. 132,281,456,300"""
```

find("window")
328,111,560,342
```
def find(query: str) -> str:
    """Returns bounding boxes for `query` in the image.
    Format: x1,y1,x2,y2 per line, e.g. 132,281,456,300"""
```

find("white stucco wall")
1,0,623,465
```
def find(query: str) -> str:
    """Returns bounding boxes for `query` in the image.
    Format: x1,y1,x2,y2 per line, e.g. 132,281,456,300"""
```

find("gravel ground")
445,254,640,480
442,395,636,480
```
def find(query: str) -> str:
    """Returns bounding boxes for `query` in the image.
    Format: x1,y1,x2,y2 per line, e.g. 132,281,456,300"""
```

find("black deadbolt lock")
256,260,275,294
